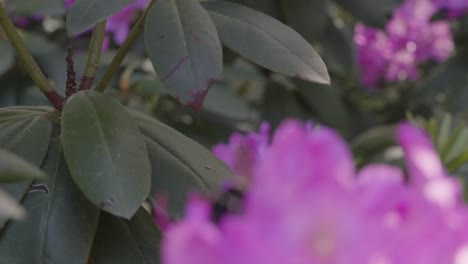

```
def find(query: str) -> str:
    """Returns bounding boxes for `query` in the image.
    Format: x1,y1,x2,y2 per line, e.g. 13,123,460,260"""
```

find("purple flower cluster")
160,120,468,263
354,0,455,89
433,0,468,18
65,0,148,44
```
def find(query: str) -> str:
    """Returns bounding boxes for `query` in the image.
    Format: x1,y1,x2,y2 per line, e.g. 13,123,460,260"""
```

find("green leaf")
0,138,100,263
202,83,255,121
262,81,306,129
351,125,397,165
227,0,281,18
130,110,231,217
320,20,356,76
279,0,328,42
0,106,52,228
90,208,161,264
145,0,223,109
0,188,25,220
0,148,46,183
22,31,58,56
62,91,151,219
0,107,52,163
66,0,134,35
0,40,14,77
202,1,330,84
334,0,400,28
7,0,65,16
296,80,350,136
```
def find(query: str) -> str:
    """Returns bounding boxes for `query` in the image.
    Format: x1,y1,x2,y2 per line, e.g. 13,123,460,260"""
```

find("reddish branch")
44,91,65,111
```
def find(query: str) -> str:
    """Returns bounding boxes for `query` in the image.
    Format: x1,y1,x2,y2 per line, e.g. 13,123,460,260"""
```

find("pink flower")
432,0,468,17
65,0,148,44
162,120,468,263
162,195,220,264
397,122,461,208
212,123,270,181
354,0,454,90
354,23,392,88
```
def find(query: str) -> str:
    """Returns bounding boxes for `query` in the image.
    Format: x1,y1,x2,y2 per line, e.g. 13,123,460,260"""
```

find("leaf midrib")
83,94,124,200
208,10,316,76
167,0,196,85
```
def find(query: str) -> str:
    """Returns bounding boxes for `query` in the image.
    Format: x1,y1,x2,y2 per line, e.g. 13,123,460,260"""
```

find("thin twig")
94,0,156,92
65,38,77,97
0,1,65,110
79,20,107,91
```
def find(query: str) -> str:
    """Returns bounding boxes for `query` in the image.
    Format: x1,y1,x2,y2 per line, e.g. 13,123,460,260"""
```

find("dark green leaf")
320,19,356,76
66,0,134,35
0,138,100,263
202,1,330,84
7,0,65,16
22,31,58,56
0,106,52,227
130,110,231,217
62,91,151,219
279,0,328,42
0,40,14,77
91,208,161,264
296,80,350,136
145,0,222,109
202,83,255,122
226,0,282,18
334,0,400,28
0,189,25,220
0,148,46,183
262,81,306,129
351,125,397,163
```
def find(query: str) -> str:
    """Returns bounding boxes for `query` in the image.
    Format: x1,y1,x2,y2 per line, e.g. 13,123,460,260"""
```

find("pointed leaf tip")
202,1,329,85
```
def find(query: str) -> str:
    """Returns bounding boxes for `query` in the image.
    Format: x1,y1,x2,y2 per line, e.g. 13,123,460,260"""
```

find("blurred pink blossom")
212,122,270,180
354,0,454,89
161,120,468,263
65,0,148,44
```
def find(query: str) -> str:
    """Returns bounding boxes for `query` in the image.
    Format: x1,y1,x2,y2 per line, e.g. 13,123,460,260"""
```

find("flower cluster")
65,0,148,44
354,0,454,89
433,0,468,18
161,120,468,264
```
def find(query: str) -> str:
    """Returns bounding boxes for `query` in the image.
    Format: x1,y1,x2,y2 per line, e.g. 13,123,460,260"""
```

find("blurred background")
2,0,468,175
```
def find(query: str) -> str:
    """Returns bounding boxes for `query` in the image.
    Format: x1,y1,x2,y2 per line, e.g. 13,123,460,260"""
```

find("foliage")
0,0,467,262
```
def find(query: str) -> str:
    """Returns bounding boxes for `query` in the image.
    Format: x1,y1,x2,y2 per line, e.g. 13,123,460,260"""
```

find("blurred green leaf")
351,125,397,164
131,109,232,217
145,0,222,108
22,32,58,55
0,106,52,228
0,188,25,220
334,0,400,28
0,148,46,183
202,83,256,122
8,0,65,16
203,1,330,84
90,208,161,264
0,40,14,77
416,56,468,110
0,138,99,263
62,91,151,219
66,0,134,35
226,0,282,18
320,19,356,76
262,81,306,129
296,80,349,136
279,0,328,42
